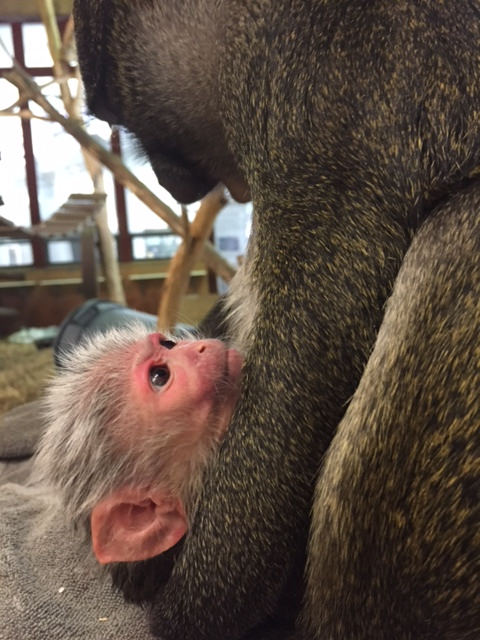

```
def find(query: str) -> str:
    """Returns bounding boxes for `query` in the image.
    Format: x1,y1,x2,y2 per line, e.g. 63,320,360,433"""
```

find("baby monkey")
32,325,243,565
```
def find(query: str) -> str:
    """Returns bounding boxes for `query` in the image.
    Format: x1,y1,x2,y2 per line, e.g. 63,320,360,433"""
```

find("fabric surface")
0,400,45,459
0,458,32,485
0,404,156,639
0,483,155,640
0,400,42,484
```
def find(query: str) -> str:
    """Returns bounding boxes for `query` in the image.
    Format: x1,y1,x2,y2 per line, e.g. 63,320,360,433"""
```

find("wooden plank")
80,225,98,298
21,193,107,237
50,214,92,224
32,226,84,237
50,213,92,222
0,226,30,238
0,0,72,20
69,193,106,201
56,204,100,214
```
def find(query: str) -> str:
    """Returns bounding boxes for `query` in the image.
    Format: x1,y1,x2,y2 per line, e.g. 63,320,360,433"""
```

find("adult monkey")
73,1,480,638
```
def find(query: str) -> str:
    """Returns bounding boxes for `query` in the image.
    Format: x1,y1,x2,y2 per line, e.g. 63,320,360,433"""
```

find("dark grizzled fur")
196,294,231,341
108,539,184,605
73,1,480,638
303,181,480,639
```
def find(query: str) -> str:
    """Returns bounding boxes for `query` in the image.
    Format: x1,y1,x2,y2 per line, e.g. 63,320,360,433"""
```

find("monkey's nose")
160,338,176,350
148,333,176,350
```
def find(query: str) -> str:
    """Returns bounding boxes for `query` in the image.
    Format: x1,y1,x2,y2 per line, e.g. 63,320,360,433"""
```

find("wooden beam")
0,0,72,20
157,185,226,330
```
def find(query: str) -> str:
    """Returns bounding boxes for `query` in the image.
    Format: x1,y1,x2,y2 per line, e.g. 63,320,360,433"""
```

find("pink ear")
90,487,187,564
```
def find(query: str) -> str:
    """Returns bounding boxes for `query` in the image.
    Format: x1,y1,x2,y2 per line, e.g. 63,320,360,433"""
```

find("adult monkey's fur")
73,1,480,638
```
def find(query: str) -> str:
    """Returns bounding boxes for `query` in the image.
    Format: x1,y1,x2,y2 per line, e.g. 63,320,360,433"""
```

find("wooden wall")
0,260,219,335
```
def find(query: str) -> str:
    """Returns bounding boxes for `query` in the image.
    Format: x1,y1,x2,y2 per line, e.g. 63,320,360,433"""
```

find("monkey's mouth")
148,151,217,204
148,150,251,204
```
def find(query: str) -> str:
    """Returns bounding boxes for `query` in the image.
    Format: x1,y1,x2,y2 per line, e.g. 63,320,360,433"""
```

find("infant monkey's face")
127,333,243,447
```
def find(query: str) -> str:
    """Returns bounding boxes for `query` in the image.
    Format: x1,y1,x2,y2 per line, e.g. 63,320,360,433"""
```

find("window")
0,95,30,227
0,24,13,67
0,238,33,267
0,18,181,267
22,23,53,67
0,17,251,270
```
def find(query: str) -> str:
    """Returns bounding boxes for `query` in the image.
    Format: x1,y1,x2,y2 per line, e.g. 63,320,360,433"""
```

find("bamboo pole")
35,0,72,109
35,0,126,303
157,185,227,330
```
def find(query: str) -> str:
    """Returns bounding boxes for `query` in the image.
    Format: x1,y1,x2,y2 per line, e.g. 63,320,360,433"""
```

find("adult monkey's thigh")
304,184,480,640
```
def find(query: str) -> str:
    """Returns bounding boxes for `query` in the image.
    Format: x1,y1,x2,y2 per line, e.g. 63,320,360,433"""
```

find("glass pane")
22,23,54,68
102,169,119,233
0,76,19,110
214,200,252,265
214,200,252,293
84,118,119,233
120,131,189,232
0,240,33,267
29,82,119,232
132,234,182,260
31,115,93,220
30,75,66,118
0,24,14,68
84,115,112,140
0,106,30,227
47,239,81,263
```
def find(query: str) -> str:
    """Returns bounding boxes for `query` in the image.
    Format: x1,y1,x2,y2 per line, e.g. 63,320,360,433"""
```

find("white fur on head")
31,323,151,532
31,323,224,535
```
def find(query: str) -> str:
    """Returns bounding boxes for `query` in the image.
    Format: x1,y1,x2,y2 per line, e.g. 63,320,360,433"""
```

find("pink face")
129,333,243,445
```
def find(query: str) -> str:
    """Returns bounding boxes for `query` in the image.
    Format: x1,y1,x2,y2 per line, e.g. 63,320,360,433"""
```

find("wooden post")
91,172,126,304
80,222,98,299
157,185,227,330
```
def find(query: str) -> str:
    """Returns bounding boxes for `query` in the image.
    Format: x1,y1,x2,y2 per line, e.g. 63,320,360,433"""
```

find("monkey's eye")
159,339,176,350
149,365,170,390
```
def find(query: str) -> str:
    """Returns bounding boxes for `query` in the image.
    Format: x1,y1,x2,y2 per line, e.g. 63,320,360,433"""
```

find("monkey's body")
72,2,480,638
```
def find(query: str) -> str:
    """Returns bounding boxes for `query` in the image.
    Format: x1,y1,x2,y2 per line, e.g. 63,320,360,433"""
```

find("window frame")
0,17,184,268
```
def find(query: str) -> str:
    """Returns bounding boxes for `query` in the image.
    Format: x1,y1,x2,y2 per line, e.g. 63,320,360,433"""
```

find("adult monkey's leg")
303,183,480,640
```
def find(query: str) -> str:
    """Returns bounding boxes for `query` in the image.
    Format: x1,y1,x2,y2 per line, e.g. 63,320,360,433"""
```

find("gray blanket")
0,402,155,640
0,401,44,459
0,484,155,640
0,401,42,485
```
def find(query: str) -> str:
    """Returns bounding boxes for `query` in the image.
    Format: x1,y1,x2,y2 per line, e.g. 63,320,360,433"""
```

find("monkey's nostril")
198,344,206,353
